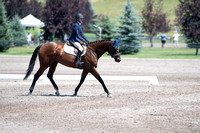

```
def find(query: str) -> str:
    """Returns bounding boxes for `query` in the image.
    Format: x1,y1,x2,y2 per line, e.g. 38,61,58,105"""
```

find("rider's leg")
72,42,84,67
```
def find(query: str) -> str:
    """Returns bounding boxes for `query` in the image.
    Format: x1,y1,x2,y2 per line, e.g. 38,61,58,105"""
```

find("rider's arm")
80,27,88,42
74,24,85,43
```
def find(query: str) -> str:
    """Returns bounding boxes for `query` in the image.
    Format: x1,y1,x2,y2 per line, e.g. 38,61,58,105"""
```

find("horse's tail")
24,45,42,80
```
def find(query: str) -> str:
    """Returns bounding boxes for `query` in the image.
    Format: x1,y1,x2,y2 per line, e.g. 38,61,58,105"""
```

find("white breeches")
72,42,83,52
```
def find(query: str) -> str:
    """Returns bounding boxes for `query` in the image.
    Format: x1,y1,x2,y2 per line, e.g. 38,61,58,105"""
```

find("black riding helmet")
75,13,84,20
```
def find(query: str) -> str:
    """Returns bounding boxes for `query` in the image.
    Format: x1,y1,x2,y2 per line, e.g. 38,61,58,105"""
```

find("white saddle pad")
63,43,87,56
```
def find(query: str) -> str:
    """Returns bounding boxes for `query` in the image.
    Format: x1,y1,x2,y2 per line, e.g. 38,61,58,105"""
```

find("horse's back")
39,42,64,56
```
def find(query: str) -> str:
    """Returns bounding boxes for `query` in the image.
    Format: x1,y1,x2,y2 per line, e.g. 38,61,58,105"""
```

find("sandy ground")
0,55,200,133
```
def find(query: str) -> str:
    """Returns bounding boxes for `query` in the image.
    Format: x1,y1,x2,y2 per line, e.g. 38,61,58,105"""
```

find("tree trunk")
150,35,154,47
196,47,199,55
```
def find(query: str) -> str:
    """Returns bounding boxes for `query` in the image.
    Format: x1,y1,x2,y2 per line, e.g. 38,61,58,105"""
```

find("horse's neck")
90,41,111,59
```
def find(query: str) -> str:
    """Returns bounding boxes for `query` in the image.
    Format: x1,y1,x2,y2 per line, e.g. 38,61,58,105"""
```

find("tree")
89,13,114,40
0,2,13,52
10,15,26,46
4,0,43,19
27,0,43,19
176,0,200,55
142,0,170,47
115,0,143,54
99,15,115,40
42,0,93,41
88,9,100,39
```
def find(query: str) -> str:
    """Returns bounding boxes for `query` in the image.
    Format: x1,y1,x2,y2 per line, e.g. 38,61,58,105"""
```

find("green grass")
89,0,179,24
0,45,38,56
38,0,179,24
85,33,97,42
120,48,200,59
1,45,199,59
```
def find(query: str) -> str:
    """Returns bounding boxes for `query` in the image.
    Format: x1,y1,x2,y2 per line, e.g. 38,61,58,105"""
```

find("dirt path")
0,55,200,132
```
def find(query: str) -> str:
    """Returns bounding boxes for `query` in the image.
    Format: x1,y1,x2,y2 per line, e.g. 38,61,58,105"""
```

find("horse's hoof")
72,94,77,97
55,91,60,96
28,92,32,96
107,94,112,98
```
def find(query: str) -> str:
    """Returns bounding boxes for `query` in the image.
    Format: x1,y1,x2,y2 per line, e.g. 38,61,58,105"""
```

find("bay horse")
24,39,121,97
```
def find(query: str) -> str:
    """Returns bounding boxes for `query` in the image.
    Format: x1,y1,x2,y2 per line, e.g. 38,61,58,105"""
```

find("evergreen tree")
99,15,115,40
89,11,101,40
10,15,26,46
0,2,13,52
116,0,143,54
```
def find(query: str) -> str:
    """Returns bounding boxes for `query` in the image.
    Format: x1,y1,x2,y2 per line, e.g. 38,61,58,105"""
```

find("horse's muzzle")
112,53,121,62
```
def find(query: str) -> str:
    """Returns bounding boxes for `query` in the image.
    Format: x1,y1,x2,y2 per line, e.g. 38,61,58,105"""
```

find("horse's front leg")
73,70,88,96
90,68,112,98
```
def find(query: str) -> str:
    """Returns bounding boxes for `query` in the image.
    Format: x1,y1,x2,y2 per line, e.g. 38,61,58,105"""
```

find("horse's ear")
112,40,116,46
117,38,121,43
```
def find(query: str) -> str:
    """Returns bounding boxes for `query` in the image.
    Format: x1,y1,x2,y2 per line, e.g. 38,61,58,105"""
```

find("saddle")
64,41,87,56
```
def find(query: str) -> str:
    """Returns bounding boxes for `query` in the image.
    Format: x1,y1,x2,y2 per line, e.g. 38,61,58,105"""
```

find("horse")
24,39,121,97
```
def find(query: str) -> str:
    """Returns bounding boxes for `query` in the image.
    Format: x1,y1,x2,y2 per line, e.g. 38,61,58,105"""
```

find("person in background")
33,35,36,45
39,29,44,43
26,32,32,48
64,34,68,43
161,33,167,48
173,31,180,48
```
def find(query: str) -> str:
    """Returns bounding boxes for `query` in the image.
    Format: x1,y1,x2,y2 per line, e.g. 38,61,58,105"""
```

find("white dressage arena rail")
0,74,159,85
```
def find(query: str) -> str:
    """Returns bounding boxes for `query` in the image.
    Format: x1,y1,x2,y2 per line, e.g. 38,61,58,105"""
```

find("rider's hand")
85,40,89,44
79,40,83,45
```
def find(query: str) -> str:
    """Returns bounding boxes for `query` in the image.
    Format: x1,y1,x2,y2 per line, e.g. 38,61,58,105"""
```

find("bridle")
112,53,120,58
87,41,120,58
110,41,120,58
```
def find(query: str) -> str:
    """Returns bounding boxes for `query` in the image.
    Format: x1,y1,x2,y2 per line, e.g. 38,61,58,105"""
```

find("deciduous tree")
4,0,43,19
42,0,93,41
142,0,170,47
176,0,200,55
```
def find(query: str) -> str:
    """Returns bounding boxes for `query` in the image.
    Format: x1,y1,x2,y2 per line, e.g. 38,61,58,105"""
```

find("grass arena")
0,55,200,132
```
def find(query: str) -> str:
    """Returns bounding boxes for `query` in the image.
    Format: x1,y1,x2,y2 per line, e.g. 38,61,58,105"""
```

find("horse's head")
108,39,121,62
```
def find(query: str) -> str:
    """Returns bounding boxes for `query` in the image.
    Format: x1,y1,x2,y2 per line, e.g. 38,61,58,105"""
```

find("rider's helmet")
75,13,84,20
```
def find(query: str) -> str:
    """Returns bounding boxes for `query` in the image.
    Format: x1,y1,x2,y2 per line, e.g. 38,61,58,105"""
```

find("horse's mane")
88,40,110,45
86,40,111,52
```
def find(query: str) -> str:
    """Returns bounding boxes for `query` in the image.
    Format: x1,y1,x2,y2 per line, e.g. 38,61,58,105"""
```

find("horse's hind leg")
29,67,47,95
47,62,60,96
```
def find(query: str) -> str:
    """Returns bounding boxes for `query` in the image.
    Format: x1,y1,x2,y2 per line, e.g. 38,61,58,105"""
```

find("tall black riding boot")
75,50,84,68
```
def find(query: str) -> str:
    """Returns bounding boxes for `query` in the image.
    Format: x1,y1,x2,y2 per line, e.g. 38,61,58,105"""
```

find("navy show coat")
69,21,88,43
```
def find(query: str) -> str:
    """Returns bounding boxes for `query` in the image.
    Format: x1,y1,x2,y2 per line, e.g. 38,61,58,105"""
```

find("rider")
69,13,89,68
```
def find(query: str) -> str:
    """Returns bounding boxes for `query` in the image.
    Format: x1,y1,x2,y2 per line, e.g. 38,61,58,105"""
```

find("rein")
86,41,120,58
87,43,106,54
87,42,111,56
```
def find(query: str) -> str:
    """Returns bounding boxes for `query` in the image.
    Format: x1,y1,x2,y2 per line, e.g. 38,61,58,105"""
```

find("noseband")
110,45,120,58
112,53,120,58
